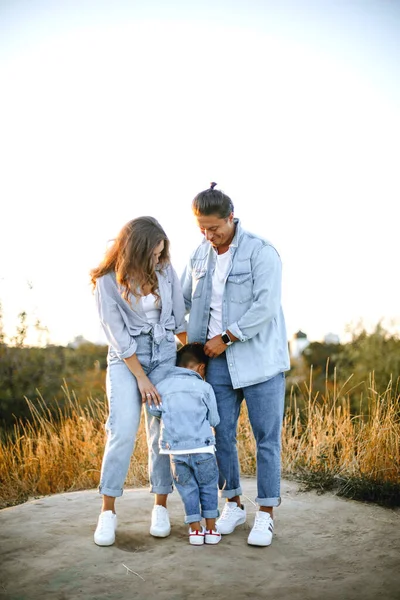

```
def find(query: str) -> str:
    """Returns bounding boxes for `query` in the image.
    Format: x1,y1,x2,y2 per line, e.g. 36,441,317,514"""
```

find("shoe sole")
247,537,272,547
189,539,204,545
150,527,171,538
205,538,221,545
217,516,247,535
94,536,115,546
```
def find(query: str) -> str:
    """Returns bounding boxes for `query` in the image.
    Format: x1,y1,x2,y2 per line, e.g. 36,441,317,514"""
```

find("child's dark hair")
176,343,209,368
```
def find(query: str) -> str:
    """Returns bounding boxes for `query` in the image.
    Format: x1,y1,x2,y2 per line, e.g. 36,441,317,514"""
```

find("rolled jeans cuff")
185,513,202,524
256,496,281,507
99,485,123,498
219,485,242,499
150,484,174,495
202,508,219,519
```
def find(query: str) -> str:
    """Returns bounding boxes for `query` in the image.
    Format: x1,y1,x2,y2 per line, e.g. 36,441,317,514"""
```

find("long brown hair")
90,217,170,303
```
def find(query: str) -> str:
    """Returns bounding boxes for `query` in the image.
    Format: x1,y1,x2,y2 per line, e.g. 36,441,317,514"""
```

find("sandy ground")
0,478,399,600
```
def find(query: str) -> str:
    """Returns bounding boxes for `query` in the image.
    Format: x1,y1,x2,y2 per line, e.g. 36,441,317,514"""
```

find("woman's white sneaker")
215,502,247,534
94,511,117,546
247,511,274,546
150,505,171,537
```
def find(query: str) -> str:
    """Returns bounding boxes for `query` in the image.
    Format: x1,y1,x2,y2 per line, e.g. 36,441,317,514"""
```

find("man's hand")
204,335,228,358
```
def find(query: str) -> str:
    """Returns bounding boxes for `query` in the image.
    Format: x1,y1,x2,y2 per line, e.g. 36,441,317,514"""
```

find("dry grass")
281,369,400,505
1,371,399,509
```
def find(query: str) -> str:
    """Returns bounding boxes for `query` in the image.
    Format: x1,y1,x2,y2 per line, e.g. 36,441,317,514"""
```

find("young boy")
148,343,221,545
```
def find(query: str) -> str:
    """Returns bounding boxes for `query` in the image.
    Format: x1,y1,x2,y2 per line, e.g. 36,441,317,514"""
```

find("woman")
90,216,187,546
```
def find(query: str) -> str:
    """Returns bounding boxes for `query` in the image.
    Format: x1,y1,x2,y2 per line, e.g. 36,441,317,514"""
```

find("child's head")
176,343,208,378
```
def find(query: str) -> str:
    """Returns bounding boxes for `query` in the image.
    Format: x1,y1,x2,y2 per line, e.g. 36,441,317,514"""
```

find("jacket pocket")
192,269,207,299
227,272,253,303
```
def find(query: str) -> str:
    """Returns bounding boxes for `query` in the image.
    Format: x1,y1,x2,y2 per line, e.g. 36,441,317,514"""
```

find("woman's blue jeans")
206,354,285,507
99,334,175,497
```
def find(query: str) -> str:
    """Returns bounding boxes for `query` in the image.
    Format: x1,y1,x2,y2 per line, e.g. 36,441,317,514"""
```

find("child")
148,343,221,545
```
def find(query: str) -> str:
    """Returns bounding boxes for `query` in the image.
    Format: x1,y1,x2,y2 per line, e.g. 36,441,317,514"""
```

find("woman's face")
152,240,165,266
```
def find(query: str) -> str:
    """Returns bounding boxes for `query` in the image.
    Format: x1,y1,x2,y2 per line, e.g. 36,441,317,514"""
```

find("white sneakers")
216,502,247,534
94,504,272,547
247,511,274,546
188,526,222,545
94,511,117,546
150,505,171,537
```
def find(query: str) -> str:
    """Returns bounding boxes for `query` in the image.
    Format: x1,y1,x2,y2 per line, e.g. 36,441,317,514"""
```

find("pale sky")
1,0,399,347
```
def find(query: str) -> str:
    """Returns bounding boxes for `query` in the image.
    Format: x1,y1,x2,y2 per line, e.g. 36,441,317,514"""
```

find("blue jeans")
99,333,175,497
206,354,285,507
170,453,219,524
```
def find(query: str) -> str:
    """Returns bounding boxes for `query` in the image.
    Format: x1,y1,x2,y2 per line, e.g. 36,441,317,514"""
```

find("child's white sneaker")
94,511,117,546
189,526,205,545
247,511,274,546
150,505,171,537
216,502,247,534
205,529,221,544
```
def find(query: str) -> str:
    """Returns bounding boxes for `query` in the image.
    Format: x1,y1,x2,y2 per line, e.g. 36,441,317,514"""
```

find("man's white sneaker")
205,529,222,545
189,526,205,545
215,502,247,534
247,511,274,546
150,505,171,537
94,511,117,546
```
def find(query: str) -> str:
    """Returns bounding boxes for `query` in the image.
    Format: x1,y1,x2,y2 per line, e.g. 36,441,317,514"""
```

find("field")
1,370,399,509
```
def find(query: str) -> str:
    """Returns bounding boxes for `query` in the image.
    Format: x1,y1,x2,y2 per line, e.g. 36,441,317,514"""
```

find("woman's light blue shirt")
95,264,186,360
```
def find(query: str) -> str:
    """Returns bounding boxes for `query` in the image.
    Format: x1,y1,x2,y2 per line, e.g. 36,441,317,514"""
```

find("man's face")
195,213,235,250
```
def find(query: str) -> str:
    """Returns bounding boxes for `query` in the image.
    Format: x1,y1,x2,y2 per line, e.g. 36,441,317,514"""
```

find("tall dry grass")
1,372,399,509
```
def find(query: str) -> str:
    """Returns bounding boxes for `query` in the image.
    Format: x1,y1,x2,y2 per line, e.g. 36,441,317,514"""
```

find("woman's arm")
96,275,161,406
123,354,162,407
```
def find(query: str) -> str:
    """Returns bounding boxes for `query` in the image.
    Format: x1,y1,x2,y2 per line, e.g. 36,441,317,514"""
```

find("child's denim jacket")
147,367,220,452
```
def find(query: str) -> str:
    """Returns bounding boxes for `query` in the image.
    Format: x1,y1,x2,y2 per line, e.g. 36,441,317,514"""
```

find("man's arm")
180,261,193,313
228,244,283,342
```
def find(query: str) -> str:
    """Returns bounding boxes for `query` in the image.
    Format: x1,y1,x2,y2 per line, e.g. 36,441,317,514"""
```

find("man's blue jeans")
206,354,285,507
170,453,219,524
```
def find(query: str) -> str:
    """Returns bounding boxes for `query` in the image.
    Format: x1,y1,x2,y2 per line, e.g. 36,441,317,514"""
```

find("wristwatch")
221,331,233,346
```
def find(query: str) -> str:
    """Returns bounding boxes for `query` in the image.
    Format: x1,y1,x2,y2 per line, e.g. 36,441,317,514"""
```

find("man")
181,182,290,547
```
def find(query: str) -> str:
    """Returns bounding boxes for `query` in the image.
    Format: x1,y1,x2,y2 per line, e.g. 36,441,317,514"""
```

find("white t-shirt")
207,250,231,339
141,293,161,324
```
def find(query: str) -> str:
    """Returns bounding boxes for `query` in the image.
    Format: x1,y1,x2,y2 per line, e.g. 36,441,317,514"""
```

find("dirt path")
0,478,399,600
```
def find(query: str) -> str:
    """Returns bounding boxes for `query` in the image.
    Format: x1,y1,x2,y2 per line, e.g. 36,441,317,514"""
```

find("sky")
0,0,399,347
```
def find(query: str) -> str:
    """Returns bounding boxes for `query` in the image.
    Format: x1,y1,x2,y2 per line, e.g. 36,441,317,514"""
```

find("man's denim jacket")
95,264,186,360
148,367,220,451
181,219,290,389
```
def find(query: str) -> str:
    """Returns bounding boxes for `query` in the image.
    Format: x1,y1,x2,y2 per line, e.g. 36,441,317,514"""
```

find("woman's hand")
136,374,162,407
123,353,162,407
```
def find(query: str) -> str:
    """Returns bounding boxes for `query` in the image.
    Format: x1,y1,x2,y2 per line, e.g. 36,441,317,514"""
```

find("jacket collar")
168,366,203,380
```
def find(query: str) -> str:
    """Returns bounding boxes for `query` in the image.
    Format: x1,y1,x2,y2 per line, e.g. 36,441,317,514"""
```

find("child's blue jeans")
170,453,219,524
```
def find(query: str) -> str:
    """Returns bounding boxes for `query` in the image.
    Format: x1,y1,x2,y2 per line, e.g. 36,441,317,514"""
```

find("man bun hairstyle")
192,182,234,219
176,343,209,369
